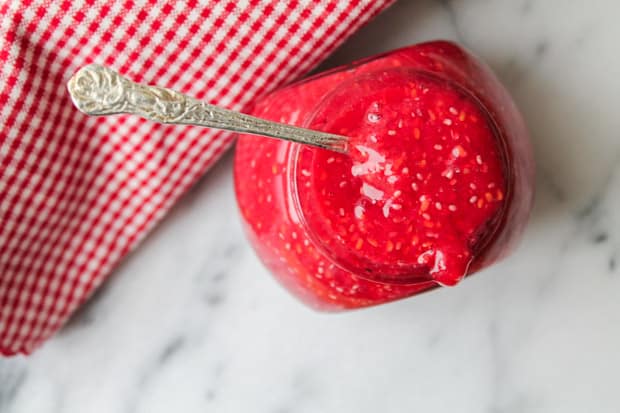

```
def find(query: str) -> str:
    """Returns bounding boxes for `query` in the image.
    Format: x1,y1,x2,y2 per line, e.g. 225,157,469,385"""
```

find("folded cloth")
0,0,393,356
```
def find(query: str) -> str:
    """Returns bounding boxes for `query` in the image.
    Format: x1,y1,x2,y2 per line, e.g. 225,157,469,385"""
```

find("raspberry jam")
234,41,534,310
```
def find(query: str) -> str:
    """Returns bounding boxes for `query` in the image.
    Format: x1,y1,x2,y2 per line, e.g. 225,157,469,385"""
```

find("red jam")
234,41,534,310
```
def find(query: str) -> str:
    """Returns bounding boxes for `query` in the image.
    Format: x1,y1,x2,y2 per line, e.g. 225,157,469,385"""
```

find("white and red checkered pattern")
0,0,393,356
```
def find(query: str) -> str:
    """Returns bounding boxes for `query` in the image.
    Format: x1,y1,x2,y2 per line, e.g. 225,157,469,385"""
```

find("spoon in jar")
67,64,349,153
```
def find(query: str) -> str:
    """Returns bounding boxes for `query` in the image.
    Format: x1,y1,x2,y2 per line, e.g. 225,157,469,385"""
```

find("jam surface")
235,41,533,310
295,70,506,286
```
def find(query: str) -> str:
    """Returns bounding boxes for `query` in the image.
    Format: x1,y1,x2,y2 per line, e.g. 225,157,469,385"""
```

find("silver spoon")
67,64,349,153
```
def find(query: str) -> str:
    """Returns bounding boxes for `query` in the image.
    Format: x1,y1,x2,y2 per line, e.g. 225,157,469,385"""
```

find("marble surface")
2,0,620,411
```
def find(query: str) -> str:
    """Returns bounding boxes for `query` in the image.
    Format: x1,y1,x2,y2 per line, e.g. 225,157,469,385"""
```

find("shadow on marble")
61,151,237,335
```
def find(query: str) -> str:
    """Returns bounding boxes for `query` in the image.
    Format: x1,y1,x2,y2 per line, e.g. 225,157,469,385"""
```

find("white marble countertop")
2,1,620,412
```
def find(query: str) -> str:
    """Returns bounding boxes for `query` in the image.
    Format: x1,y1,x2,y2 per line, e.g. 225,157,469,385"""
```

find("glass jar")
234,41,534,310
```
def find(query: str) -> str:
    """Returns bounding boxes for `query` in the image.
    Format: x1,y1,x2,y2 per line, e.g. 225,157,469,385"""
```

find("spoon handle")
67,64,348,153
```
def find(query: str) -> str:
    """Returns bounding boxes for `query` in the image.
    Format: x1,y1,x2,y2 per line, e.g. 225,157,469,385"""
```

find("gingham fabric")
0,0,393,356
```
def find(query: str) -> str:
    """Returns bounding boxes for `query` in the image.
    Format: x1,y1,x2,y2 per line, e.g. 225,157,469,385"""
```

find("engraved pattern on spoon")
67,64,349,153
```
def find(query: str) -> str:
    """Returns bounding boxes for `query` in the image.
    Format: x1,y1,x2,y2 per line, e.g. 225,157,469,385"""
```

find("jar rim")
286,68,511,286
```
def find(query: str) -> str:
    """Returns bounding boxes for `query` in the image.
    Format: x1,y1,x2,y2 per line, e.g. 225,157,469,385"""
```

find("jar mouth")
286,68,511,286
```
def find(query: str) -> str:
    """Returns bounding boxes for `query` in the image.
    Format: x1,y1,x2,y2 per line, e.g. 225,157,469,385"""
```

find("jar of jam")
234,41,534,310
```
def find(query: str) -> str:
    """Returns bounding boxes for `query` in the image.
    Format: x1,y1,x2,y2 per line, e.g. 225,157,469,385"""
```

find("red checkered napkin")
0,0,393,356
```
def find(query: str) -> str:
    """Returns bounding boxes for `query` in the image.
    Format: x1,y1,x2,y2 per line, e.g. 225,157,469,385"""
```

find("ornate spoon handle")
67,64,349,153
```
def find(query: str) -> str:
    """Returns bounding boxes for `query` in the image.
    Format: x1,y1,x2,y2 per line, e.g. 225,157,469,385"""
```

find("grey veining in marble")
2,1,620,412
